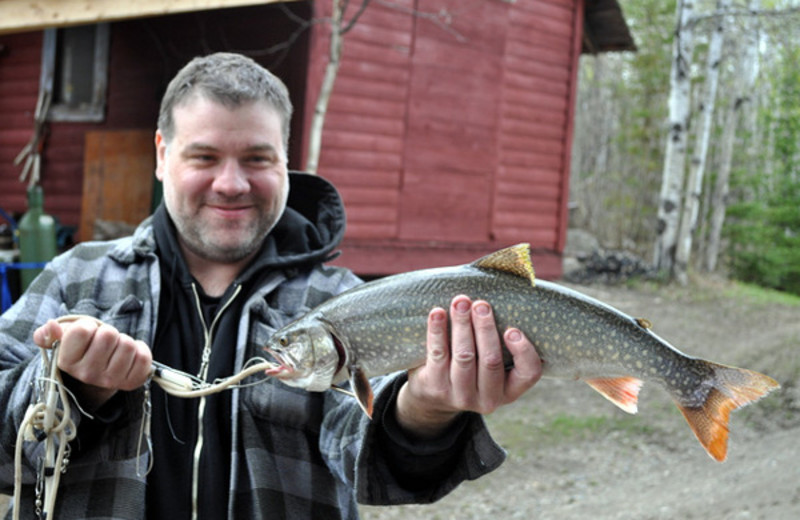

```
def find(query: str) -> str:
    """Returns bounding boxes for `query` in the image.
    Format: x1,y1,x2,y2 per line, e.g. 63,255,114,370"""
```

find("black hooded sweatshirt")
144,173,468,519
145,173,346,520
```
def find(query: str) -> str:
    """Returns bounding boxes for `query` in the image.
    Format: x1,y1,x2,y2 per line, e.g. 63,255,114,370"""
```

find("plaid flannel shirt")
0,208,506,520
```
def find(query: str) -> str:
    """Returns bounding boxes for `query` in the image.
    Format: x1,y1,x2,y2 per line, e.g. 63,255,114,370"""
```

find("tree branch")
686,5,800,28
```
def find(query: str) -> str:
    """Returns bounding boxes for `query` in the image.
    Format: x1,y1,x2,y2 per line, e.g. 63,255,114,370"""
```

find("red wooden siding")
311,0,585,277
1,0,587,281
494,0,582,252
399,0,503,245
0,32,43,219
304,0,413,240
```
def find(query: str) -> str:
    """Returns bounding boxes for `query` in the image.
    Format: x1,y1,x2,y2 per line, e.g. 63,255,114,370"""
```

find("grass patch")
723,281,800,307
489,412,658,455
625,276,800,307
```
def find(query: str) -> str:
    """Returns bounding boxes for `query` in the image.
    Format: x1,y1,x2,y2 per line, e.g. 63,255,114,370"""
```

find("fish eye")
279,336,289,347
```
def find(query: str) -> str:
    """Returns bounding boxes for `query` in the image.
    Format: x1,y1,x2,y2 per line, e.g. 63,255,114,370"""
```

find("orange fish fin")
349,365,374,419
473,243,535,287
585,377,643,414
676,364,780,462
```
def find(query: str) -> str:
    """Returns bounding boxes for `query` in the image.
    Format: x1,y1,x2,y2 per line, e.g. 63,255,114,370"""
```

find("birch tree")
654,0,695,275
305,0,370,174
705,0,761,272
674,0,729,285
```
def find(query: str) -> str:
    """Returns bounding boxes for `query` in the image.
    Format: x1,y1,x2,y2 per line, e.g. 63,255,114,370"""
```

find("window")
41,23,109,122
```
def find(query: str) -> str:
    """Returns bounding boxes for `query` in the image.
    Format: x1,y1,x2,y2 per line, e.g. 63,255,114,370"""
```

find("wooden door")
79,130,154,242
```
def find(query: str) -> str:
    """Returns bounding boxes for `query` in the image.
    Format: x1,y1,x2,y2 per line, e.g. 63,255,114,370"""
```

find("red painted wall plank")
320,167,401,189
321,130,404,155
322,113,406,137
490,0,582,262
0,31,44,223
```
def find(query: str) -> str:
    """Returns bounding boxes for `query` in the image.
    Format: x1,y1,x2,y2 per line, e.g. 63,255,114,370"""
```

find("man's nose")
213,160,250,195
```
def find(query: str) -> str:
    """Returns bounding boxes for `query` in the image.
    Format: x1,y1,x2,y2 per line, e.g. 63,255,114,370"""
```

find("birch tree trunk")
304,0,372,173
674,0,729,285
654,0,695,275
705,0,761,272
305,0,345,174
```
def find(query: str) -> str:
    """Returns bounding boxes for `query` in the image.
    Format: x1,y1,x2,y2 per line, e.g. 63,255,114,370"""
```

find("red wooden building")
0,0,633,279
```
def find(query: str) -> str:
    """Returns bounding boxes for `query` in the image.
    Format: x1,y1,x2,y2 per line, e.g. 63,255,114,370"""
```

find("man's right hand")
33,317,152,410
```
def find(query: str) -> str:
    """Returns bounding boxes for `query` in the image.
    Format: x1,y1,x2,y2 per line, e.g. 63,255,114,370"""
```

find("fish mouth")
263,331,347,378
263,349,294,377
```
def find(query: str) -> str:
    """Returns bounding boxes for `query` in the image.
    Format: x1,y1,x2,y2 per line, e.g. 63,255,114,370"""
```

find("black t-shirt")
146,205,239,520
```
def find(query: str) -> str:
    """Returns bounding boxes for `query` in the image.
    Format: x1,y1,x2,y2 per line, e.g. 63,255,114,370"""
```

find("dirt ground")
2,280,797,519
360,279,800,520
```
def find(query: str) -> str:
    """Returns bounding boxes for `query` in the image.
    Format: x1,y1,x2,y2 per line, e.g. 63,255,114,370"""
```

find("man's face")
155,95,289,264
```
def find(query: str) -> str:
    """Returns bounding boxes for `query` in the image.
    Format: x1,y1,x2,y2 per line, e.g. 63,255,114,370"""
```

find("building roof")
0,0,635,54
583,0,637,53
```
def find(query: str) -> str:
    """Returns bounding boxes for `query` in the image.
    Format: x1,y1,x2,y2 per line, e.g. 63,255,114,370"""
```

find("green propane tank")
18,185,58,291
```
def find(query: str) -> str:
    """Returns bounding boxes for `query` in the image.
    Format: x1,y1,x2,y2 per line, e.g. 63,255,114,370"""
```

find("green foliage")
571,0,676,251
726,45,800,295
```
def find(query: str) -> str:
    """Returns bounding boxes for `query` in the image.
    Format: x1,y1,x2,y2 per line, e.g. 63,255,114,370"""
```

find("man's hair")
157,52,293,152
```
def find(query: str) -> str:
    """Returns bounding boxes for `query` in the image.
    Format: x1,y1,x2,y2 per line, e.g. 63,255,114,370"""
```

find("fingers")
433,296,541,414
57,318,102,370
396,296,543,438
471,300,507,411
422,306,451,396
449,296,478,407
503,327,542,402
33,319,63,349
56,318,152,392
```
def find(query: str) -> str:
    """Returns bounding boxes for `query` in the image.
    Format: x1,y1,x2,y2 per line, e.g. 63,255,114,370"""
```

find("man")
0,52,541,519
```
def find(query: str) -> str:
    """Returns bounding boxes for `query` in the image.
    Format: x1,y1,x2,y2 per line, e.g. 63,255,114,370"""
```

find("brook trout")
264,243,779,461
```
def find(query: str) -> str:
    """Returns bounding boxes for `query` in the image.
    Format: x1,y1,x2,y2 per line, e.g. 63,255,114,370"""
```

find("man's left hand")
395,295,542,438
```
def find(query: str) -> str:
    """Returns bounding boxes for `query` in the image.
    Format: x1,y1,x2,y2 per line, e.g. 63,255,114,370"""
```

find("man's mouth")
207,204,252,218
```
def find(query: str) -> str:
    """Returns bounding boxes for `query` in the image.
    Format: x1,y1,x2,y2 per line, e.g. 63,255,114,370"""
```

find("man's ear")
154,130,167,181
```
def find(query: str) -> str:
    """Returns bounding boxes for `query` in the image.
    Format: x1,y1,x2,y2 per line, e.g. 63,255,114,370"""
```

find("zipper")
190,282,242,520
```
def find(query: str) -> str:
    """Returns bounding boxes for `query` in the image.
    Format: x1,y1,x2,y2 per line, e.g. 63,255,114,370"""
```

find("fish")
263,243,780,461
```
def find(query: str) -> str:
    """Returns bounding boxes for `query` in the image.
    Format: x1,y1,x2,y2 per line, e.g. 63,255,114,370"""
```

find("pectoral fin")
349,365,374,419
585,376,643,414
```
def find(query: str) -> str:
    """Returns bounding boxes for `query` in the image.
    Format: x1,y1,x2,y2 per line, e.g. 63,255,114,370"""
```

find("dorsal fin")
472,243,535,287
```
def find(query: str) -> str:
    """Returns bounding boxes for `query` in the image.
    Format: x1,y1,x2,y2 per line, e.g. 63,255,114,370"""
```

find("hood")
260,171,347,269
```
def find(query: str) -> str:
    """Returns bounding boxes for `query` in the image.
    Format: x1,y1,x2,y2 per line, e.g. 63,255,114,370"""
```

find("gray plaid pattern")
0,217,505,519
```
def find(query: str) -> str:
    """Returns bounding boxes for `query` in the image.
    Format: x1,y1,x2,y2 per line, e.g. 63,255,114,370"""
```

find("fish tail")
675,363,780,462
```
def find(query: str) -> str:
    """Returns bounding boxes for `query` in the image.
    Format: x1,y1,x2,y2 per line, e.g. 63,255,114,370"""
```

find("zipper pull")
197,345,212,380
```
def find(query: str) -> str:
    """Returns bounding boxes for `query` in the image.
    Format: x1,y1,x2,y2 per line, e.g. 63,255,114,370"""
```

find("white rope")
12,315,279,519
14,342,76,520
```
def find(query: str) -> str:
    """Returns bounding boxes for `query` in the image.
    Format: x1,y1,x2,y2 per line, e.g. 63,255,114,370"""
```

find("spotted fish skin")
264,244,780,461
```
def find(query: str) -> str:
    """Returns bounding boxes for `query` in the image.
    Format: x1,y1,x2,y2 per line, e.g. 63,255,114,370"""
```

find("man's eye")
247,155,276,165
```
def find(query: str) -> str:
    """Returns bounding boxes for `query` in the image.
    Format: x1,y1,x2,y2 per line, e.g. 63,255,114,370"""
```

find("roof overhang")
0,0,635,51
582,0,636,53
0,0,299,35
